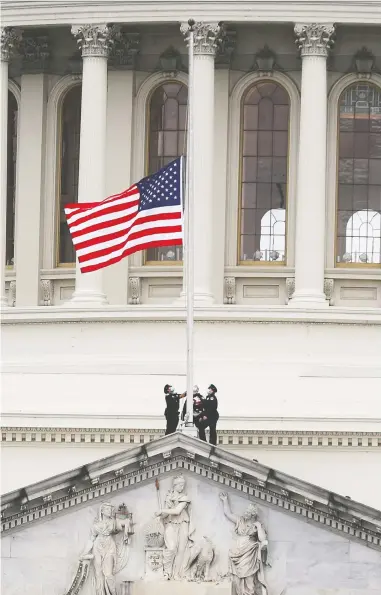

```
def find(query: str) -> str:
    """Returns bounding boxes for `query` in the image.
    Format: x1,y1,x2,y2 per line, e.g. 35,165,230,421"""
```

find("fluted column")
181,22,220,305
0,27,21,307
67,24,114,306
290,24,335,308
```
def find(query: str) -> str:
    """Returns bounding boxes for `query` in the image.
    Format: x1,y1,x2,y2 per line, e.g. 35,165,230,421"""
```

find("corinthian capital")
294,23,335,57
71,24,117,58
180,21,221,56
1,27,22,62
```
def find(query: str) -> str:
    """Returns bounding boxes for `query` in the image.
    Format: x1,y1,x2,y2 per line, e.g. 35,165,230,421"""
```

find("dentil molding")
2,427,380,449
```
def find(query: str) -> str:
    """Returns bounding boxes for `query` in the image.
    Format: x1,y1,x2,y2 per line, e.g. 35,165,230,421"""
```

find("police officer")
182,386,209,442
164,384,185,435
204,384,219,445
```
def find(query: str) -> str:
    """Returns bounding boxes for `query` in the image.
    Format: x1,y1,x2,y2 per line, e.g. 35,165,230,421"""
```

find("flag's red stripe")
65,187,139,220
71,209,182,242
70,211,138,240
78,224,183,263
66,199,139,228
80,238,183,273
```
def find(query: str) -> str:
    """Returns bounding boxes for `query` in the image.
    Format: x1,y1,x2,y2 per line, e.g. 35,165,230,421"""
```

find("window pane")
242,183,257,208
239,82,289,263
6,92,18,267
146,82,188,262
59,85,81,265
243,131,258,156
336,83,381,265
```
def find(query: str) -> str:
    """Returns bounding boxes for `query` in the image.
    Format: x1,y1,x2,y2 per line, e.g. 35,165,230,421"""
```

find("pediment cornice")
2,433,381,551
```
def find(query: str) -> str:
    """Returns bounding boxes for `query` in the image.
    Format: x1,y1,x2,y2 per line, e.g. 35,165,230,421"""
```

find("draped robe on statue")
229,517,267,595
162,491,195,579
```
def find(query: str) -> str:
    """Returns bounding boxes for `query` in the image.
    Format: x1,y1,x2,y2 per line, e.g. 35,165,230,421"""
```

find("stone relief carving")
21,35,50,71
71,24,117,58
324,278,334,305
155,474,194,580
0,27,22,62
142,476,218,583
8,281,16,307
294,23,335,58
129,277,141,304
220,493,269,595
285,277,295,302
65,502,134,595
40,279,54,306
185,536,215,582
109,32,140,69
180,21,221,56
224,276,236,304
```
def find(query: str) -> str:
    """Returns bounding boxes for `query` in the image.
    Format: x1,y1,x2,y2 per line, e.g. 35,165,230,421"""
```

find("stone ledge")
2,0,381,27
2,304,381,324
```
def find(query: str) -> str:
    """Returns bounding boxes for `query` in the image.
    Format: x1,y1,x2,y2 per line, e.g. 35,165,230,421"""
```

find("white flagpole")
185,21,195,429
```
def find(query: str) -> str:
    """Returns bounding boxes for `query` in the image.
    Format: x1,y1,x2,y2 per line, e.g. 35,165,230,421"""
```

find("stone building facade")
1,4,381,591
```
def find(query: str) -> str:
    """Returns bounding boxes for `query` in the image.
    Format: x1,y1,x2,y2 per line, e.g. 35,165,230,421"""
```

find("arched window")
239,81,289,264
57,85,81,265
6,91,18,267
343,209,381,264
259,208,286,261
336,82,381,266
145,81,188,263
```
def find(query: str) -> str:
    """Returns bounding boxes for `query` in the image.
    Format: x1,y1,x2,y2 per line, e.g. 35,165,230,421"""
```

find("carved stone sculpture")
185,536,215,582
65,502,134,595
220,493,269,595
155,474,194,580
294,23,335,58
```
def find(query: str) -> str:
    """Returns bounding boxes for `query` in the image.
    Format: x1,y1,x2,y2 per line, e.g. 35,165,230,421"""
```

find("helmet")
208,384,217,393
164,384,172,394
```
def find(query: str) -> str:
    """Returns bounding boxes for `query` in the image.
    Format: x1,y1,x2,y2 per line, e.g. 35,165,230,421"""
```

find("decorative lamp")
254,45,276,72
354,47,375,74
158,46,182,73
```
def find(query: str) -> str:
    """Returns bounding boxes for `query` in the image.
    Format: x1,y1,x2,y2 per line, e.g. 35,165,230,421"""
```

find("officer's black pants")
208,419,217,445
195,418,208,442
165,415,179,435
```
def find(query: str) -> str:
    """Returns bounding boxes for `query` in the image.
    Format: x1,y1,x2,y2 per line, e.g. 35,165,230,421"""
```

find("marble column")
67,24,113,306
0,27,22,307
180,22,220,306
290,24,335,308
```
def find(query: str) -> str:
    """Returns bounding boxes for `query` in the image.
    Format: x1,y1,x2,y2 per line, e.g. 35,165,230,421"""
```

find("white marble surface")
1,473,380,594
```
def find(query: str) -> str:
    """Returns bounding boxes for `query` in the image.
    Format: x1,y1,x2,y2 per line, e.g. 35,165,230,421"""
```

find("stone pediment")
2,433,381,595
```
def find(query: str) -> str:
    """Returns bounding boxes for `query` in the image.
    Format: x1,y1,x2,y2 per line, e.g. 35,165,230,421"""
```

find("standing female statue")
156,474,195,580
220,493,268,595
80,502,134,595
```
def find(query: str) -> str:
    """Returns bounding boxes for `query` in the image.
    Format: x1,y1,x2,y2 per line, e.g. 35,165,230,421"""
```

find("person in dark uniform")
204,384,219,445
181,386,209,442
164,384,185,435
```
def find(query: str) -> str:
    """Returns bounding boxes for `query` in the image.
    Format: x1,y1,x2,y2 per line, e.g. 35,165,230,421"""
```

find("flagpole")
185,20,195,430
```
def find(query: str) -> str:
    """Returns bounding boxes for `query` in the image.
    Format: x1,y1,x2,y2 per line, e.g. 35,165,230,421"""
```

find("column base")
64,289,108,308
289,291,329,309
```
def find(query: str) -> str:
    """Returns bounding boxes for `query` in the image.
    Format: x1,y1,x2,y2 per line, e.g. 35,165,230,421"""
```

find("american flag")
64,158,183,273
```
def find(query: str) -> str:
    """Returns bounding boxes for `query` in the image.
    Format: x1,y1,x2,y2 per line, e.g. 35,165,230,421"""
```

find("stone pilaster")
1,27,22,307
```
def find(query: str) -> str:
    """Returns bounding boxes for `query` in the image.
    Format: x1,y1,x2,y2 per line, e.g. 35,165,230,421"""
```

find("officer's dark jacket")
204,394,219,419
164,393,180,417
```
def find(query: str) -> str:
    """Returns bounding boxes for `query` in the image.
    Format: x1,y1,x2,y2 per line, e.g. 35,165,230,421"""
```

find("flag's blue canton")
137,158,181,212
